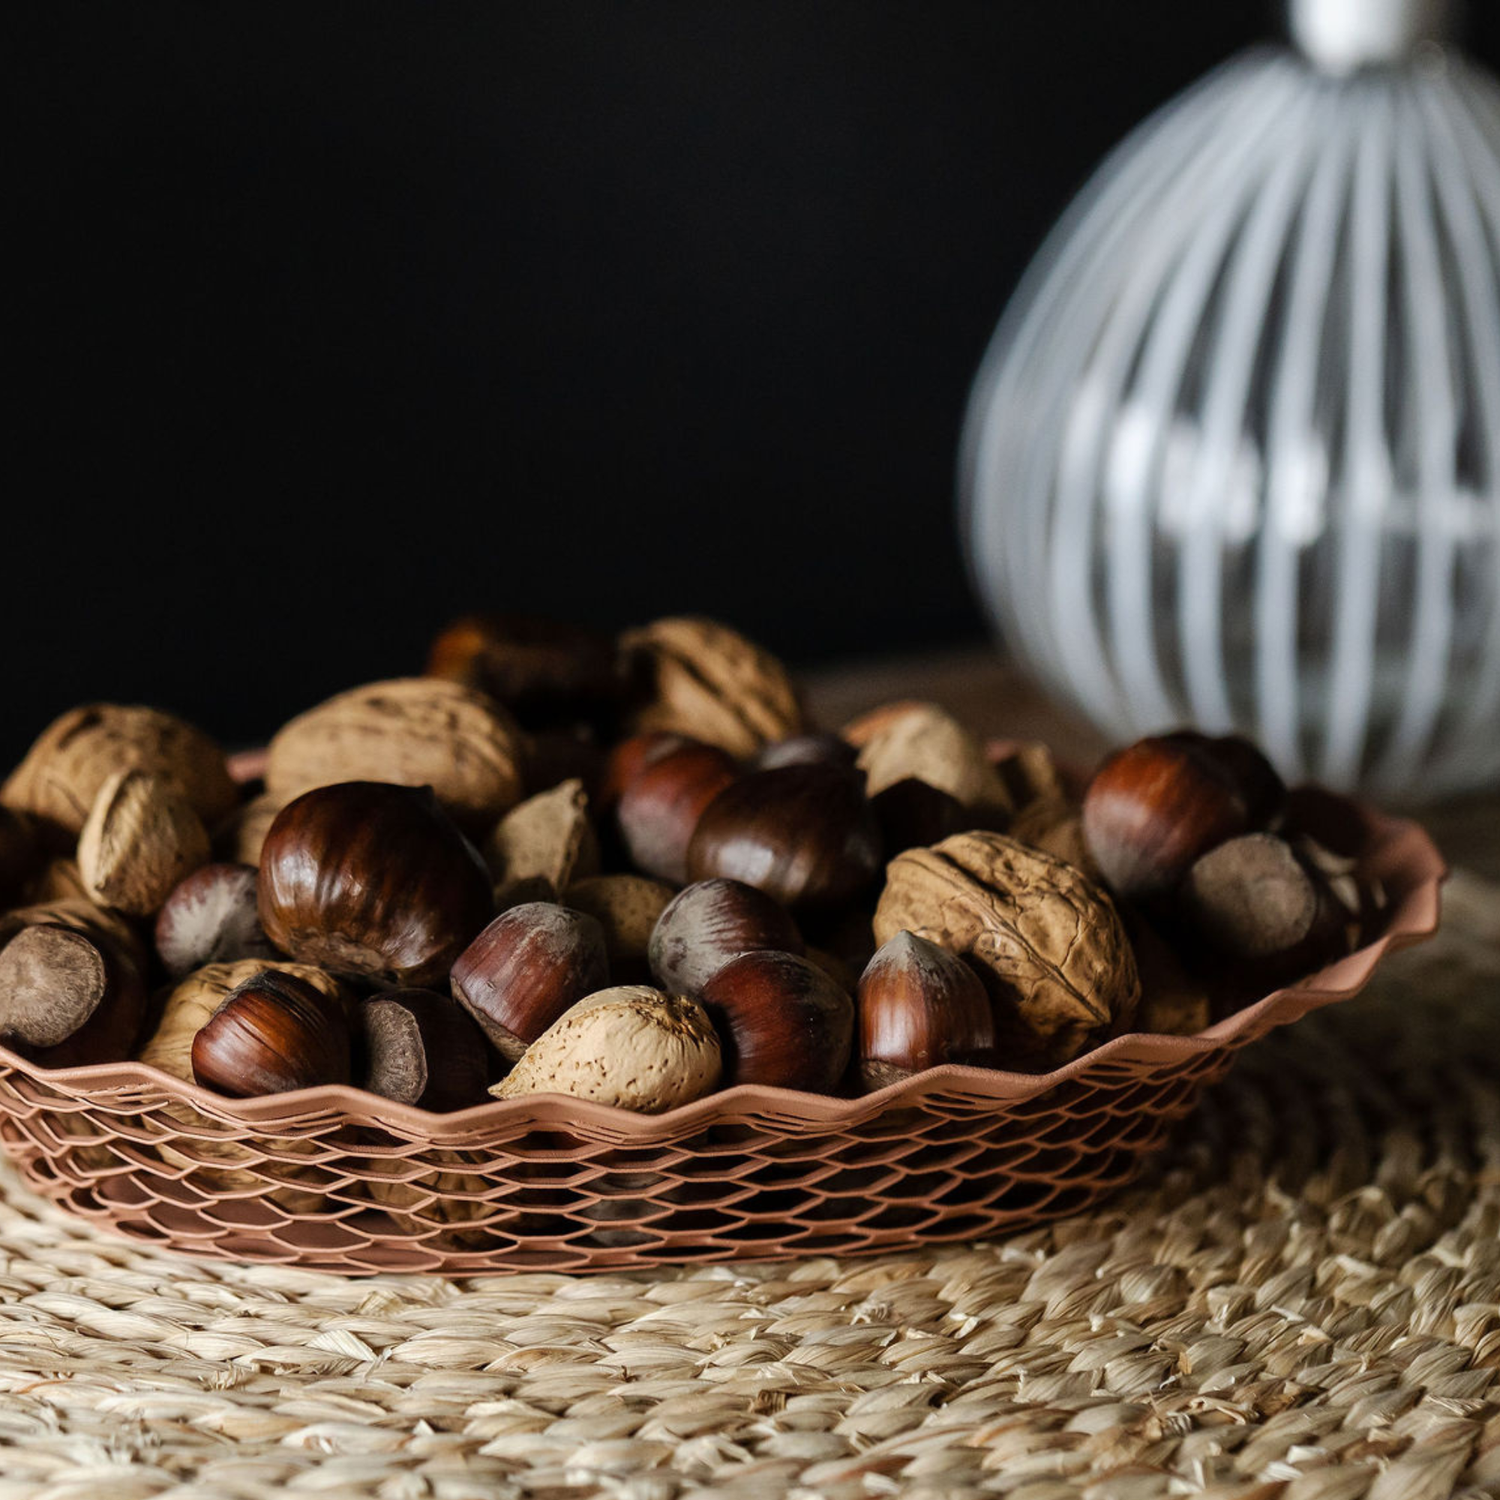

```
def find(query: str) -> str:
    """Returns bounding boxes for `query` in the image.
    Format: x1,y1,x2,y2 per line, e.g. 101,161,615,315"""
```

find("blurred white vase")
960,0,1500,798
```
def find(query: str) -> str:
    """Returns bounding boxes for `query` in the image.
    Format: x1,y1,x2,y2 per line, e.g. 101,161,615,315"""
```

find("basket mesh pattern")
0,810,1442,1275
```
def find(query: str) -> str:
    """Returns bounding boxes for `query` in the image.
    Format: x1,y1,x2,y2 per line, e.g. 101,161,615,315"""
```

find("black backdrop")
10,3,1500,758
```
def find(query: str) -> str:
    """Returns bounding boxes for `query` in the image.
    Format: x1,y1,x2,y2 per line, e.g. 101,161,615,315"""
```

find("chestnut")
258,782,493,988
595,730,689,814
856,930,994,1090
685,764,883,918
698,949,853,1092
361,989,492,1111
1081,731,1284,900
615,740,739,883
869,777,971,854
0,920,148,1068
155,862,276,979
751,733,859,775
450,901,609,1061
191,968,351,1096
648,878,804,996
426,613,623,726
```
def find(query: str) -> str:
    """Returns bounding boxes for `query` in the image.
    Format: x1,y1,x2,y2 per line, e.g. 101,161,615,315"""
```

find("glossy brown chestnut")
856,930,994,1090
698,949,854,1092
1081,731,1285,900
426,613,623,725
0,920,148,1068
686,764,883,917
191,968,351,1096
751,733,860,774
648,878,804,996
595,731,690,814
258,782,494,988
155,862,276,979
616,740,739,883
450,901,609,1061
361,989,492,1110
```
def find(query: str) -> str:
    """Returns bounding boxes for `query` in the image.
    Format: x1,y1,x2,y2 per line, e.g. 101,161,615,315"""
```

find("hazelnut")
77,769,212,917
698,949,853,1092
563,874,677,986
490,986,722,1113
621,616,803,756
450,901,609,1061
426,613,623,726
265,678,525,834
191,969,351,1096
482,777,600,896
1,704,237,846
685,764,883,918
648,878,803,996
844,702,1009,816
361,989,492,1111
857,931,995,1089
258,782,494,988
875,831,1139,1067
616,740,739,884
0,921,148,1067
154,862,276,979
1082,731,1284,900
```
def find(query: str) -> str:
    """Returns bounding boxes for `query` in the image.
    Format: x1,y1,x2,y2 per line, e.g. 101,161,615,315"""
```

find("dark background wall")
10,2,1500,757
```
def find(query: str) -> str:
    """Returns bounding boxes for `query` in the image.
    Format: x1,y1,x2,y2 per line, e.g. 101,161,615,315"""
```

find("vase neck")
1289,0,1454,73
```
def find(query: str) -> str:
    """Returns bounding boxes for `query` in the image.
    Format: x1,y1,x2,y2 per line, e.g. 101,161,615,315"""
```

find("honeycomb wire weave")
0,806,1442,1276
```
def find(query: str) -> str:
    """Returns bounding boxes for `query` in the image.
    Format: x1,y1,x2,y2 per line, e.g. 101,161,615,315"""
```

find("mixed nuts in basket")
0,615,1386,1114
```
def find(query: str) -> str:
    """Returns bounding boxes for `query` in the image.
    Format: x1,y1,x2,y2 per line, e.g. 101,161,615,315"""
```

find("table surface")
803,644,1500,878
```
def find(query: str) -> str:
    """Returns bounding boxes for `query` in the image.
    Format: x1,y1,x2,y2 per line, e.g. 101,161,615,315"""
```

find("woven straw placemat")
0,878,1495,1500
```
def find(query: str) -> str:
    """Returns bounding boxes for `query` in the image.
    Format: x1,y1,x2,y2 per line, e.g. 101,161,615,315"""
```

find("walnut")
874,831,1139,1066
621,617,802,756
2,704,237,843
76,770,211,917
844,702,1009,816
265,678,525,832
483,778,599,899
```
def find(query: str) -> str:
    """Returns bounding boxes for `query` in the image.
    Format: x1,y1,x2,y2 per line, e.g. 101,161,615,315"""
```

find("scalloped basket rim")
0,801,1446,1144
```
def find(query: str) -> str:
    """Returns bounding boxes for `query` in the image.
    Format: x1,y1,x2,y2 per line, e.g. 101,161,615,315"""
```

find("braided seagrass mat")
0,876,1494,1499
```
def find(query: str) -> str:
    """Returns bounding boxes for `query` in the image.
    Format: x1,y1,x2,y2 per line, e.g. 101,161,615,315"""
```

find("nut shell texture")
622,617,802,756
875,832,1139,1067
2,704,236,839
258,782,493,987
265,679,524,832
492,986,721,1113
77,770,211,917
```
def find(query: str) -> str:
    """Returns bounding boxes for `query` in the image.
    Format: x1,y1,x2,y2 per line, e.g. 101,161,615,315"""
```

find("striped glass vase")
961,0,1500,798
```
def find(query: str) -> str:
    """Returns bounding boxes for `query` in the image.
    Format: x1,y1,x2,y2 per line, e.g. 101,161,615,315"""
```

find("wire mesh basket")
0,801,1442,1275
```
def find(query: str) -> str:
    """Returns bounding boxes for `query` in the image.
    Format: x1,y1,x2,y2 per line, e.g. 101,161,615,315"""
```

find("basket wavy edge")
0,802,1446,1149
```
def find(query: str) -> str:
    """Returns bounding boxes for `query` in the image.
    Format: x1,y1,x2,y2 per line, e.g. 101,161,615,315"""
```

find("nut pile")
0,615,1386,1115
